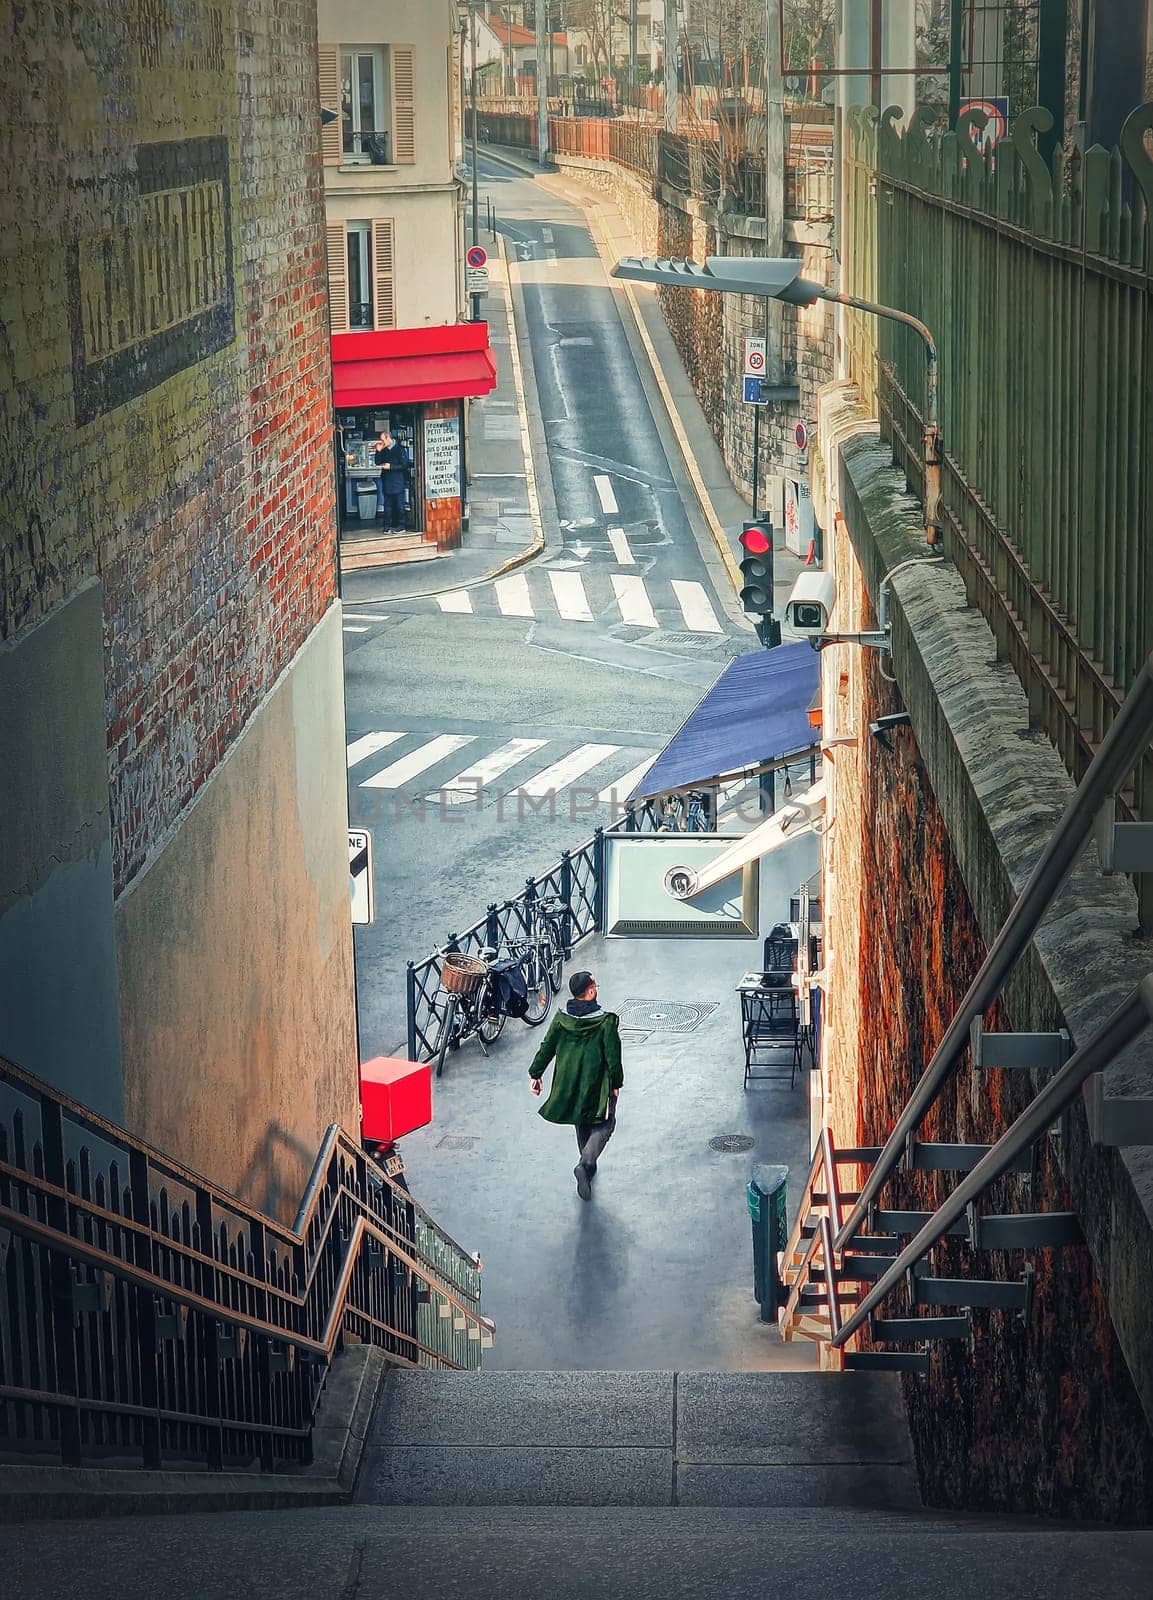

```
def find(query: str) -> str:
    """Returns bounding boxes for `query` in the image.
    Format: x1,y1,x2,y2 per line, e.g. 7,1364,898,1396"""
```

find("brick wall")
1,0,338,896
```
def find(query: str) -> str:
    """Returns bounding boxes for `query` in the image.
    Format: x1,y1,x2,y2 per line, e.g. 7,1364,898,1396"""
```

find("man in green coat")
529,970,623,1201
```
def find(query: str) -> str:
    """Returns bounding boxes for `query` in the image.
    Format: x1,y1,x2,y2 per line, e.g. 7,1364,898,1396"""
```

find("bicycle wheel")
521,949,552,1026
543,920,565,994
433,995,459,1078
477,978,507,1047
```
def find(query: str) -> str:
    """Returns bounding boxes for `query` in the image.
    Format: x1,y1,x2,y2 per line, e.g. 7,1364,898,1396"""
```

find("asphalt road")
344,159,750,1058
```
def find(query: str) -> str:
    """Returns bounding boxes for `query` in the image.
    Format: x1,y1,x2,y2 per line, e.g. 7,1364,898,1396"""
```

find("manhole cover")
618,999,719,1033
646,631,725,649
437,1135,479,1151
709,1134,755,1153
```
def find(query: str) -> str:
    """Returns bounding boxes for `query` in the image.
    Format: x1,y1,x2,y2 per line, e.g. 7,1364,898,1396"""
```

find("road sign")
349,829,374,926
466,265,489,295
794,421,809,451
743,337,766,378
960,96,1008,151
743,377,766,406
466,244,488,269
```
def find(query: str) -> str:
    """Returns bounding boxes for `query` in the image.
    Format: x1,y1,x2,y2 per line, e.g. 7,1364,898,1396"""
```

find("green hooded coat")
528,1009,623,1126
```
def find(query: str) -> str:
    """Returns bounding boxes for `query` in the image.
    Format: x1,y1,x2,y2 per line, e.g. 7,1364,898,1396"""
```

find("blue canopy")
629,641,819,801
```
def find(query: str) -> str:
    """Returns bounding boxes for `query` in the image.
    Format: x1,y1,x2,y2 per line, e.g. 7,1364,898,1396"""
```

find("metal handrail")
834,975,1153,1346
836,651,1153,1252
819,1217,842,1342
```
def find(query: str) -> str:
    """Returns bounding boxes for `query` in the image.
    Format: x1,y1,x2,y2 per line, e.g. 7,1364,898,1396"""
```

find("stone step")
9,1502,1152,1600
356,1369,919,1510
340,539,440,571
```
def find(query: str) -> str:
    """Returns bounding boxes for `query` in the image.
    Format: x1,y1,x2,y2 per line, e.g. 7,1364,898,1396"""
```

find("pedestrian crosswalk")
346,727,661,812
404,569,727,634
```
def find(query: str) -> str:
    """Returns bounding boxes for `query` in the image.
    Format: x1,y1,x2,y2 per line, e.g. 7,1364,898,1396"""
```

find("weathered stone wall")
817,384,1153,1522
0,0,359,1212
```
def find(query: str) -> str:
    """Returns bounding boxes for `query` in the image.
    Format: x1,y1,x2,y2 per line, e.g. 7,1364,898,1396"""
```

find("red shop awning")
331,323,497,408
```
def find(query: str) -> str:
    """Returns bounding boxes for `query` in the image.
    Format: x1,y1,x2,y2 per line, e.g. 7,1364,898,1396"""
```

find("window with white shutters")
325,222,349,333
318,47,342,166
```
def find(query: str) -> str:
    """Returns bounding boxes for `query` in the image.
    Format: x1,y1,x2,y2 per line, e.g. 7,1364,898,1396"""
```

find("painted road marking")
593,475,619,515
611,574,658,629
438,738,549,804
495,574,534,617
671,579,723,633
437,590,474,613
608,527,635,565
343,625,369,634
549,571,593,622
346,732,404,769
361,734,475,789
515,743,621,797
596,754,657,806
344,613,393,622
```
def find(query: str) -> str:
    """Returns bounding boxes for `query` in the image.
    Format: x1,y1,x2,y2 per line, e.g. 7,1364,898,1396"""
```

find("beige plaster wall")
115,604,358,1222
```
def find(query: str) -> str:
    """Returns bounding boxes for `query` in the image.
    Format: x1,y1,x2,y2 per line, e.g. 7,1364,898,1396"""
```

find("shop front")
331,323,497,551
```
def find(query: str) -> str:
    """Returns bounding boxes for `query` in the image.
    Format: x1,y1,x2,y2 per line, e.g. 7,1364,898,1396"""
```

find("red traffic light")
739,524,772,555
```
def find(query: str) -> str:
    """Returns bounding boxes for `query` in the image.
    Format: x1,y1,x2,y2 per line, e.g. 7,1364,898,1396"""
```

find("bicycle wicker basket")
440,953,487,995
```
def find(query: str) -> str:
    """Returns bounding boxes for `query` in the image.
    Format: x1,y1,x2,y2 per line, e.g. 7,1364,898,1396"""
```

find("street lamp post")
469,1,481,321
611,255,943,546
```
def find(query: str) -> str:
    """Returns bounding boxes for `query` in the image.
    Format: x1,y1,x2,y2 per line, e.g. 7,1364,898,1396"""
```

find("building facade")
319,0,496,556
0,0,359,1221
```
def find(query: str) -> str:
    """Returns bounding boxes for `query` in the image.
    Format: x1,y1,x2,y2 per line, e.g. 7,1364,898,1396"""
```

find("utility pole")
536,0,548,165
470,0,481,321
664,0,679,131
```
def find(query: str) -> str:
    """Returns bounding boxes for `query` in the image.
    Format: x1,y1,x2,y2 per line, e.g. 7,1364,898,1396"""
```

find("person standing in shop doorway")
375,429,410,531
528,971,623,1201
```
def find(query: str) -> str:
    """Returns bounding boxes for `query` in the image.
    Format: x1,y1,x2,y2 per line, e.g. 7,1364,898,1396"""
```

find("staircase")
339,531,439,570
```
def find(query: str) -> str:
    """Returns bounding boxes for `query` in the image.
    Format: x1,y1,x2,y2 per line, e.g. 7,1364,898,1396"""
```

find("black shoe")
574,1163,592,1201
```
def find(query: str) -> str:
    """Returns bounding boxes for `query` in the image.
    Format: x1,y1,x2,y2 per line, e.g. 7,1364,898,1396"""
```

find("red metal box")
360,1056,432,1144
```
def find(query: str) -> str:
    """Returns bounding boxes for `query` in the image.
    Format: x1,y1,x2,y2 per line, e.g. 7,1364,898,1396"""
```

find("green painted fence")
844,101,1153,925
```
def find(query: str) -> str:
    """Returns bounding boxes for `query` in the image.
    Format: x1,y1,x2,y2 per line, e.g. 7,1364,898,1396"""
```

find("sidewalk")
339,234,547,607
402,832,820,1373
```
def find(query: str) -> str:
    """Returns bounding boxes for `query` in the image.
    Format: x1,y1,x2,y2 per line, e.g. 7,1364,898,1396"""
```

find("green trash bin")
747,1163,788,1323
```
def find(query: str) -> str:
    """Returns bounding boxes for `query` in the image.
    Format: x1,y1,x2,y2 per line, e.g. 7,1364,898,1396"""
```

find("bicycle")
431,949,507,1077
511,895,566,1015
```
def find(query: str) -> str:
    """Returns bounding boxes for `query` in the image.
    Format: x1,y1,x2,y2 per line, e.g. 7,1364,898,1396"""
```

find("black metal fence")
406,804,667,1061
0,1056,487,1473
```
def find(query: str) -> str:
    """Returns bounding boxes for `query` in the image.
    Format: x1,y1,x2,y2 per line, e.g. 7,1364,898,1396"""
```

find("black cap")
568,970,595,998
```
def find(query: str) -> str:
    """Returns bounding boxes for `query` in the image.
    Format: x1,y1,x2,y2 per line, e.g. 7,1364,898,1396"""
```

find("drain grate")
618,999,718,1033
437,1135,479,1151
709,1134,755,1153
645,631,725,649
618,1028,653,1046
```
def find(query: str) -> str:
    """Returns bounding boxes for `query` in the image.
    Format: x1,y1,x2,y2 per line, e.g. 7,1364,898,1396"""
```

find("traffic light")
738,519,781,647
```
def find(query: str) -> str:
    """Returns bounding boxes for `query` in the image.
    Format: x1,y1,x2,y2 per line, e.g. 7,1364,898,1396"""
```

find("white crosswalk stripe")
671,579,723,633
515,743,621,797
596,754,657,806
343,624,369,634
437,590,473,613
548,571,593,622
608,527,635,565
611,573,658,629
495,574,534,617
346,731,404,769
361,734,475,789
437,738,549,804
593,475,619,515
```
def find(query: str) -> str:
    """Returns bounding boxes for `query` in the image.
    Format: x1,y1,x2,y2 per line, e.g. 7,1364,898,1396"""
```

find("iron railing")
343,128,391,164
842,100,1153,924
0,1055,488,1473
405,803,667,1062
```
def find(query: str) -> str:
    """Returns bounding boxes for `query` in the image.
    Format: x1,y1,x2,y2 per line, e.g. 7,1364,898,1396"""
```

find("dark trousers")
382,487,406,529
575,1103,616,1171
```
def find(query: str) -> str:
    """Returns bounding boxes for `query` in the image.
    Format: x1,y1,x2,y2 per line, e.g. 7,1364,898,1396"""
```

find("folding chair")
741,985,801,1089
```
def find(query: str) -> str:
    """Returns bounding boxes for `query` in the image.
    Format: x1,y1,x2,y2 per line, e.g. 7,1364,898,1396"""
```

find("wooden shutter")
391,46,416,164
318,46,342,166
326,223,349,333
371,219,396,330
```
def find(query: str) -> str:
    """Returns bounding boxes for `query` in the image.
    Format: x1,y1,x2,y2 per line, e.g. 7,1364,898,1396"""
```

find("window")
325,219,396,334
346,222,372,329
319,45,415,168
341,49,387,164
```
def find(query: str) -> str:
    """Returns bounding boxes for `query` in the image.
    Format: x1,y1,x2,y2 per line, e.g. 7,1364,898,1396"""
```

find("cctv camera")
785,570,836,636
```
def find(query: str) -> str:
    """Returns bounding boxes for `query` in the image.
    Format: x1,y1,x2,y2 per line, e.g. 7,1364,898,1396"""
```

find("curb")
342,231,546,606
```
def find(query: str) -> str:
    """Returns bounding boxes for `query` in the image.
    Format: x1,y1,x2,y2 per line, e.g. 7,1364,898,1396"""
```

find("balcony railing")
343,128,391,165
349,300,373,330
